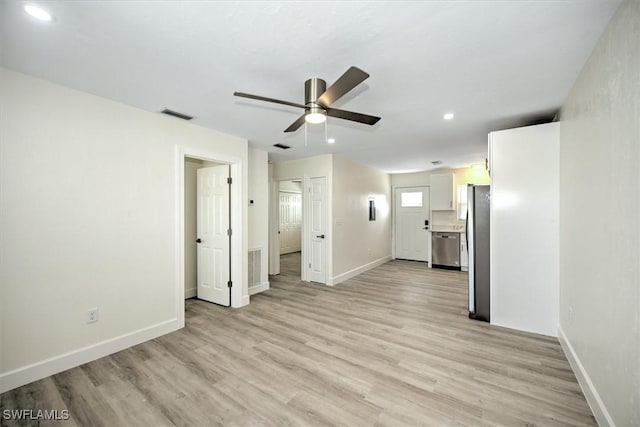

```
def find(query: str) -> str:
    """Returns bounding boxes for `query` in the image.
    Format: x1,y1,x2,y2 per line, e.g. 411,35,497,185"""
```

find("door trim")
176,146,246,321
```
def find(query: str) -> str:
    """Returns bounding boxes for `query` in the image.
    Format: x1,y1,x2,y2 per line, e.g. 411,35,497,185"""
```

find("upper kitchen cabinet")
430,173,455,210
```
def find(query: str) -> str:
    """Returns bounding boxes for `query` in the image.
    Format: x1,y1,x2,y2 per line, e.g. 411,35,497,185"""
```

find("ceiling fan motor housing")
305,78,327,107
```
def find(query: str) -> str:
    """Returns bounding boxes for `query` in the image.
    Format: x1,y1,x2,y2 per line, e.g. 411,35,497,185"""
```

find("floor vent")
273,143,291,150
248,248,262,287
160,108,194,120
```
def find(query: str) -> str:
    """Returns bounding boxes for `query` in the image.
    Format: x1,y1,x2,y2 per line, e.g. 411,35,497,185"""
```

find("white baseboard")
329,255,392,286
249,281,270,296
185,287,197,299
558,325,615,427
0,318,181,394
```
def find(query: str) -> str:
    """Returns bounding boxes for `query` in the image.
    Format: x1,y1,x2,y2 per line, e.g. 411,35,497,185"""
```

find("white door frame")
176,146,245,325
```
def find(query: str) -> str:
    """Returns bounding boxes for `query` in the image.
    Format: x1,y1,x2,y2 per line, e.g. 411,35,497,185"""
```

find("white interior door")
197,165,230,305
279,191,302,254
395,186,430,262
308,177,326,283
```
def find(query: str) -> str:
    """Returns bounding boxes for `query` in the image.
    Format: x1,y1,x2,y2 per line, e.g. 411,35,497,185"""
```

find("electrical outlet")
86,308,98,323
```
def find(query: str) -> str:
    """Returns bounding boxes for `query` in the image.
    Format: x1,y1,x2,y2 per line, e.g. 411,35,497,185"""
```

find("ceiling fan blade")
326,107,381,126
233,92,306,109
284,114,307,133
316,66,369,107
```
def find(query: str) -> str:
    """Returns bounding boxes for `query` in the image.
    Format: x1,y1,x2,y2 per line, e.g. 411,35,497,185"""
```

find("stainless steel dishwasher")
431,232,461,270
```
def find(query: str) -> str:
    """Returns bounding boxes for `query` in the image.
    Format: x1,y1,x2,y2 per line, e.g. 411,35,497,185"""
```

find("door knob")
196,238,202,243
317,234,325,239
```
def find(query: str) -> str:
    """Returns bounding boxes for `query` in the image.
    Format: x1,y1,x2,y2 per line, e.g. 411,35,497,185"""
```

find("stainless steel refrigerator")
466,184,490,322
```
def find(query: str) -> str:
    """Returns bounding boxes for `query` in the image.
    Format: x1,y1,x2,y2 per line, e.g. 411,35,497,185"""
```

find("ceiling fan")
233,66,381,133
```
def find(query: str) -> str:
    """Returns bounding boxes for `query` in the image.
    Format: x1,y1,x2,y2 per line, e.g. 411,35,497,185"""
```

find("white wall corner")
0,319,181,394
331,255,392,286
248,281,270,296
239,294,250,307
558,325,616,427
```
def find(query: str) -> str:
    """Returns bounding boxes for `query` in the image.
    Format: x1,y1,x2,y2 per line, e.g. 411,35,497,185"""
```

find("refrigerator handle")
467,185,476,315
465,209,469,247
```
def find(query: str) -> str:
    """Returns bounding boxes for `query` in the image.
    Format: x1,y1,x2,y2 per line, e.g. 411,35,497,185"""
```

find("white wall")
0,68,249,392
332,155,392,283
248,148,269,292
184,158,223,299
272,154,332,181
270,154,392,285
489,123,559,337
392,167,490,189
558,1,639,425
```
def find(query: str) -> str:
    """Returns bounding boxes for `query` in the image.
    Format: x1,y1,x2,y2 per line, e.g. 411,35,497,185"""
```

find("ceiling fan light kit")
234,66,381,134
305,107,326,124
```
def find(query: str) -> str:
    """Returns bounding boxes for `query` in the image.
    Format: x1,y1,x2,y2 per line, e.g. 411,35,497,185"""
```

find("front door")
197,165,230,305
308,177,327,283
395,186,430,262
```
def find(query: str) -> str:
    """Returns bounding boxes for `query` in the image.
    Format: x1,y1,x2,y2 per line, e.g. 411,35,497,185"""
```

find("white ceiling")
1,1,621,173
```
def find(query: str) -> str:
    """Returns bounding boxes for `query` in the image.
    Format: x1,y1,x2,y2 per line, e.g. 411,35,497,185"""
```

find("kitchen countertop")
430,225,465,233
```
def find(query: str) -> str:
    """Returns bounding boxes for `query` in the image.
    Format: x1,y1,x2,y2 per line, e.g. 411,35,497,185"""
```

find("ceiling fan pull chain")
324,118,328,144
304,122,308,147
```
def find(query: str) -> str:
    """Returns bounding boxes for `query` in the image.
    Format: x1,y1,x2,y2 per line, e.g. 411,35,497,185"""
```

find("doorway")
279,180,303,277
394,186,430,262
184,157,231,306
270,176,327,284
176,146,244,322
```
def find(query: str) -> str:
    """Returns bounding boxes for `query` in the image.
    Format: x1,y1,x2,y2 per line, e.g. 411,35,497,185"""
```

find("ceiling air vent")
273,143,291,150
431,160,443,165
160,108,194,121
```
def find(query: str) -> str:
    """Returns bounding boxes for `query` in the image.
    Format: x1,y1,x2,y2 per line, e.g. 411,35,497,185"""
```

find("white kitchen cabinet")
430,173,455,210
460,232,469,271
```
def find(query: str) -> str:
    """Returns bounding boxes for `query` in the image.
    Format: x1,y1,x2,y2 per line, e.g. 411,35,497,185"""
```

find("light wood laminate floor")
1,255,595,426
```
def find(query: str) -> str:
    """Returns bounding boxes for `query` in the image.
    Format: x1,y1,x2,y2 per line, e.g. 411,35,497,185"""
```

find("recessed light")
327,138,336,144
443,113,454,120
24,4,53,22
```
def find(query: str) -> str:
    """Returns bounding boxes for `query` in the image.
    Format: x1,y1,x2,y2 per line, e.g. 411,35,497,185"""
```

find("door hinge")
227,229,232,236
227,177,232,185
309,263,311,268
227,280,233,288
